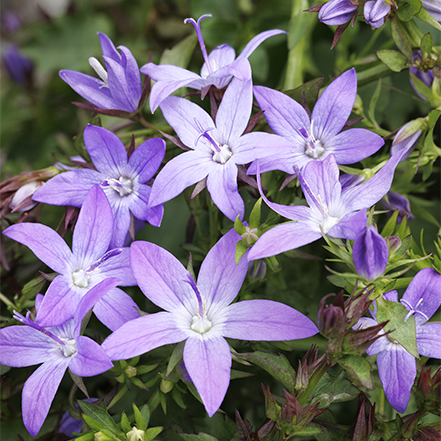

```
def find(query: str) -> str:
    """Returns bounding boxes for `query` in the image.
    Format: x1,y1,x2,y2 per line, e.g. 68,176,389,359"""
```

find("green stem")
0,292,15,309
356,63,394,87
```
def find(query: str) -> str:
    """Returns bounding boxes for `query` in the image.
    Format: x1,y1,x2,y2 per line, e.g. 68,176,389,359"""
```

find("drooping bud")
363,0,391,28
353,226,389,281
391,121,423,162
2,45,33,87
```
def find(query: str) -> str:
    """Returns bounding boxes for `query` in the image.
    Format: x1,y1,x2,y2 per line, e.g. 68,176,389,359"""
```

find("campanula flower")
355,268,441,413
247,69,384,174
60,33,142,113
391,121,422,162
149,77,291,221
0,280,117,436
102,229,318,417
409,51,435,100
3,45,33,87
33,125,165,247
381,191,414,223
3,185,138,330
249,151,404,260
141,14,285,112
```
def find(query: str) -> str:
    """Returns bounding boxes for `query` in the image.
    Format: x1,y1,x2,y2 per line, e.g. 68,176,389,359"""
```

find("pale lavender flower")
421,0,441,21
3,45,33,87
0,280,117,437
363,0,391,28
353,225,389,281
33,125,165,248
391,121,422,162
381,191,414,223
355,268,441,413
149,77,291,221
3,185,138,330
318,0,358,25
102,229,318,417
9,181,43,213
59,33,142,113
141,14,286,112
249,151,404,260
247,69,384,175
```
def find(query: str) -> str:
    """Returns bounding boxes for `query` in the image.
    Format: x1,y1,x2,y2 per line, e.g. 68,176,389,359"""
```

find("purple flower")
247,69,384,175
363,0,391,28
353,225,389,281
102,229,318,416
3,185,139,330
149,78,290,221
409,51,435,100
355,268,441,413
391,121,422,162
9,181,43,213
318,0,358,25
59,33,142,113
33,125,165,247
421,0,441,21
2,45,33,87
249,151,404,260
141,14,285,112
0,280,117,437
381,191,414,223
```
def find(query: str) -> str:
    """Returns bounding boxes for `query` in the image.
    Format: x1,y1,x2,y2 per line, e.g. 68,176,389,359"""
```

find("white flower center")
190,314,212,334
72,268,90,288
321,215,340,233
242,226,258,245
212,144,233,164
59,338,77,357
300,121,325,159
126,427,145,441
102,177,133,197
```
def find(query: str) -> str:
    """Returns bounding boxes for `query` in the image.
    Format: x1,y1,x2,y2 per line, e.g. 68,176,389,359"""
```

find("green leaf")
120,412,131,433
234,215,246,235
230,369,255,380
284,77,323,111
249,197,263,229
166,341,185,378
21,275,47,300
133,403,147,431
82,414,105,432
145,426,164,441
290,425,323,437
310,371,359,408
337,354,374,390
416,6,441,31
235,241,249,265
390,18,412,61
171,386,187,409
78,401,121,434
237,351,296,392
376,49,410,72
71,433,95,441
159,33,197,68
179,433,218,441
140,404,151,428
376,297,419,358
396,0,422,21
409,72,437,104
420,33,433,62
381,209,399,237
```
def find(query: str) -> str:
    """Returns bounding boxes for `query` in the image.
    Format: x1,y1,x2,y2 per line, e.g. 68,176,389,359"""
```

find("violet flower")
247,69,384,174
381,191,414,223
355,268,441,413
421,0,441,21
149,77,291,221
3,185,138,330
33,125,165,247
249,151,404,260
363,1,391,28
59,33,142,113
318,0,358,25
141,14,286,112
102,229,318,417
0,280,117,437
353,225,389,281
409,51,435,100
3,45,33,87
391,121,422,162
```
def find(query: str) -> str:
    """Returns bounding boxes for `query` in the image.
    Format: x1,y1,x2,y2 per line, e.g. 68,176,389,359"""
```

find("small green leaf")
420,33,433,62
396,0,422,21
179,433,219,441
21,275,47,300
249,197,263,229
381,210,399,237
166,341,185,378
132,403,147,431
337,354,374,390
140,404,151,428
120,412,131,433
234,215,246,235
376,49,410,72
78,401,121,434
145,426,164,441
376,297,419,358
390,18,412,61
82,414,105,432
159,33,197,68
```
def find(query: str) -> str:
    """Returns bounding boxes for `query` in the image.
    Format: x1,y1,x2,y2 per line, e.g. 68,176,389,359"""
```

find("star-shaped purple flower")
249,151,404,260
247,69,384,175
60,33,142,113
141,14,286,112
355,268,441,413
33,125,165,248
102,229,318,417
4,185,139,330
0,279,117,437
149,77,291,221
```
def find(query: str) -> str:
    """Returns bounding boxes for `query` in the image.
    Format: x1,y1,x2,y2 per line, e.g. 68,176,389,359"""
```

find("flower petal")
129,137,166,183
237,29,286,59
416,322,441,359
328,208,367,240
97,247,136,286
130,184,164,227
69,336,113,376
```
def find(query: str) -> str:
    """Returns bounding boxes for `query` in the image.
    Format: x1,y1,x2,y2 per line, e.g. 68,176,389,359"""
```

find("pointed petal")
118,46,142,100
416,323,441,359
327,128,384,164
206,161,244,221
149,151,215,206
84,125,128,176
312,69,357,140
223,300,318,340
237,29,286,59
328,208,367,240
72,185,113,265
249,222,322,260
102,312,186,360
32,170,102,207
22,358,69,437
377,345,416,413
216,78,252,143
207,57,252,83
201,44,236,77
93,287,140,331
69,336,113,376
130,184,164,227
98,33,120,62
198,228,248,308
401,268,441,326
59,70,116,110
129,137,166,183
97,247,136,286
130,241,195,312
184,336,232,417
0,326,55,367
3,223,72,274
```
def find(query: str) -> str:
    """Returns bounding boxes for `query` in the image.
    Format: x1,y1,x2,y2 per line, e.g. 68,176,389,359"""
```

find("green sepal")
416,6,441,31
234,215,246,235
133,403,147,431
249,197,263,229
337,354,374,390
120,412,131,433
235,240,249,265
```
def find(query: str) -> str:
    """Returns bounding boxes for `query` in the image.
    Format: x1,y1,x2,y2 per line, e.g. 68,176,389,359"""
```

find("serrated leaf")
396,0,422,21
78,401,120,434
237,351,296,392
160,33,197,68
376,49,410,72
376,297,419,358
337,354,374,390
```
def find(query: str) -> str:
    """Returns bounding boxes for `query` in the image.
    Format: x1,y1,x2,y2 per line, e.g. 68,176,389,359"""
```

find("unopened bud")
386,235,402,255
9,181,43,212
160,379,174,394
317,293,346,338
124,365,137,378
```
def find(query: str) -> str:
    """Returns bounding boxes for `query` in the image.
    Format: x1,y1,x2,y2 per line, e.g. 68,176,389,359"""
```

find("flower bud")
9,181,43,213
318,0,358,25
363,0,391,28
126,427,145,441
391,122,422,162
2,45,33,87
386,235,402,256
160,379,174,394
317,293,346,338
381,191,414,223
353,226,388,281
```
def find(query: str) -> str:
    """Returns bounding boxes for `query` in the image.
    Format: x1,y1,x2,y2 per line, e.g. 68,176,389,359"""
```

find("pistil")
299,122,325,159
184,273,212,334
184,15,213,75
